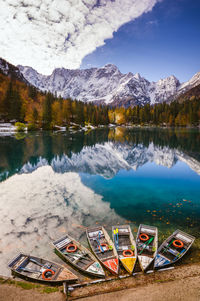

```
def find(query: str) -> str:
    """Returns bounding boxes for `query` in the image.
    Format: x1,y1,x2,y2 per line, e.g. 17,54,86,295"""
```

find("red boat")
86,226,119,275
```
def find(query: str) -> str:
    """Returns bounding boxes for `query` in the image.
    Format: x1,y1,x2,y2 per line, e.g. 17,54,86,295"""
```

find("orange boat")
86,226,119,275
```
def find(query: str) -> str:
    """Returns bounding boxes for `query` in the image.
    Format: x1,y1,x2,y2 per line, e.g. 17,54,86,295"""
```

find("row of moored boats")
8,224,195,284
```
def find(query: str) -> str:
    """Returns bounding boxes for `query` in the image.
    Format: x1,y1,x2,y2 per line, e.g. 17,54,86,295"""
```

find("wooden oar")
29,258,53,270
96,231,104,253
113,229,118,250
139,237,154,255
19,267,42,274
63,251,87,260
173,248,186,261
116,228,119,250
29,258,45,267
163,239,174,253
113,229,116,247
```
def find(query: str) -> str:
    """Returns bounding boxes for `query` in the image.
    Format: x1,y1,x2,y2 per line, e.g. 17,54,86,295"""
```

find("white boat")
136,224,158,271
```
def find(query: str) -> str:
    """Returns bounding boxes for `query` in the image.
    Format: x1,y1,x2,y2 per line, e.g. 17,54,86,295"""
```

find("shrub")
27,123,38,131
15,122,26,132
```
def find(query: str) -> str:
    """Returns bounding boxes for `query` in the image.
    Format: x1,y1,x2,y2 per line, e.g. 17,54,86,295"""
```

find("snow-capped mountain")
0,57,28,83
18,63,200,106
19,142,200,178
178,72,200,95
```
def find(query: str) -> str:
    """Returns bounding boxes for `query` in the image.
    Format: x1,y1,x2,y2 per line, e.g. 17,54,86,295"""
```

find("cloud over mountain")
0,0,158,74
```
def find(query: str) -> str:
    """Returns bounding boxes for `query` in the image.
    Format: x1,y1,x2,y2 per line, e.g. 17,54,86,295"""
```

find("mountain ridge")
0,57,28,84
18,63,200,106
0,57,200,107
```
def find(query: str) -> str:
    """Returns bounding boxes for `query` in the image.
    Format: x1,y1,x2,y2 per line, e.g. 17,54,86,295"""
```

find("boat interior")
87,227,115,261
113,226,135,257
53,236,95,271
137,226,157,258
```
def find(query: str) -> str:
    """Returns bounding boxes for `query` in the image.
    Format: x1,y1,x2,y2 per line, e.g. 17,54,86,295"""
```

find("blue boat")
154,229,195,269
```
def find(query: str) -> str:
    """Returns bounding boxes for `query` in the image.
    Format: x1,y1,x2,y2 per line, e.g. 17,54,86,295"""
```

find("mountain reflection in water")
0,127,200,276
1,127,200,180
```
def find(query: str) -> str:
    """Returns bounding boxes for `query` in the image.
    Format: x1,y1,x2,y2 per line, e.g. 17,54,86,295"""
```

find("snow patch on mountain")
18,64,200,106
178,72,200,95
0,57,27,83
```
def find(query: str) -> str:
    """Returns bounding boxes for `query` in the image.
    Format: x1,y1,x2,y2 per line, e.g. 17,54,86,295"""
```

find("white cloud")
0,166,124,275
0,0,158,74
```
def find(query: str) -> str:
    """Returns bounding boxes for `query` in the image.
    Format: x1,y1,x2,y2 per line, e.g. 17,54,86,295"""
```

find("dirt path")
69,263,200,300
0,284,65,301
0,264,200,300
80,275,200,301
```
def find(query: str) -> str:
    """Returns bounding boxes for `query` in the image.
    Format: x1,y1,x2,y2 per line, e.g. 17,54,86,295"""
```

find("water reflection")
0,166,124,275
1,128,200,181
0,128,200,275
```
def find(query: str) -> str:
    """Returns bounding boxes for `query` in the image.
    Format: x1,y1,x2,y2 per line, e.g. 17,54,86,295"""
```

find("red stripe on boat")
103,259,118,275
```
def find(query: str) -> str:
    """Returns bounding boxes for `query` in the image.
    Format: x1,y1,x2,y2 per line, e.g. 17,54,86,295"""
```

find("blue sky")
81,0,200,82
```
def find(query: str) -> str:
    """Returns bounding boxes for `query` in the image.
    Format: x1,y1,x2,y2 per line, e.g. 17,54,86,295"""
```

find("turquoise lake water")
0,127,200,275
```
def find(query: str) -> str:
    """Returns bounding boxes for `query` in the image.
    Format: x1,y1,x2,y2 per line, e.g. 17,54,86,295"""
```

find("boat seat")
56,238,71,249
140,228,156,235
88,230,103,238
118,229,129,233
117,245,130,251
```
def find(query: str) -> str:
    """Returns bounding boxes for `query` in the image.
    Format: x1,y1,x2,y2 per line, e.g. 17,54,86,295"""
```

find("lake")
0,127,200,276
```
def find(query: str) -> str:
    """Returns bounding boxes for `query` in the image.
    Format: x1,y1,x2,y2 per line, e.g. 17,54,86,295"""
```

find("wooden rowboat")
86,226,119,275
112,225,137,274
154,229,195,269
136,224,158,272
52,234,105,278
8,253,78,285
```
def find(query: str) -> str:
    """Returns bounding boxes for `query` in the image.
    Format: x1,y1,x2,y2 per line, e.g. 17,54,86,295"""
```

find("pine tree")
42,92,53,129
3,81,22,121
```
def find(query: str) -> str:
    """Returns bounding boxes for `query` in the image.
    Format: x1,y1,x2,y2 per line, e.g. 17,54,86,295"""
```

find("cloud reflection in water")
0,166,123,275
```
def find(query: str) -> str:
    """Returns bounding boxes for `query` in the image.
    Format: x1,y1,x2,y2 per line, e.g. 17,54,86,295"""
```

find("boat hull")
54,246,105,278
112,225,137,274
8,253,78,285
154,230,195,269
120,257,136,274
136,224,158,272
103,258,119,275
86,227,119,276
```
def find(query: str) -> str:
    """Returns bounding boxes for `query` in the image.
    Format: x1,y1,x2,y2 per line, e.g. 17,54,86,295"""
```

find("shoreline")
0,123,199,137
68,262,200,300
0,263,200,300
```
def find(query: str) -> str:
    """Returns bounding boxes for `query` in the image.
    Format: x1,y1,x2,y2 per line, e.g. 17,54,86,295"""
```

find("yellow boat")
112,225,137,274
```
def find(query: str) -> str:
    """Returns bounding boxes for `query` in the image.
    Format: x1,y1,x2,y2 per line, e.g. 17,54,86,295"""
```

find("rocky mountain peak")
8,59,200,107
133,72,142,80
0,58,28,83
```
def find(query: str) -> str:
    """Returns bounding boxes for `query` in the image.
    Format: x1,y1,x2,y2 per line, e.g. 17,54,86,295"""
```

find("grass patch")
42,287,59,294
16,281,41,290
0,277,61,294
155,278,174,283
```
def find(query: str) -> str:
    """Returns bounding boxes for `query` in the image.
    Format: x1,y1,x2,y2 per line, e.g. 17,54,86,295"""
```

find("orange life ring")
42,269,55,280
173,240,184,248
99,243,109,252
123,249,134,257
66,243,77,253
139,233,149,242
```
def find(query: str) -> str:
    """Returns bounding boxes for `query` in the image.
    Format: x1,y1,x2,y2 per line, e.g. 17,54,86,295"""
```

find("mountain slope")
177,83,200,103
0,57,199,108
18,63,200,106
0,57,28,84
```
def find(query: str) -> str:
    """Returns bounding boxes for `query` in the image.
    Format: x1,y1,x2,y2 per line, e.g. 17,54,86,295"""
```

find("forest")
0,72,199,129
